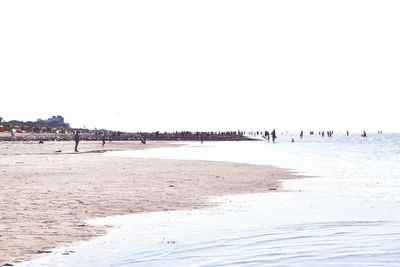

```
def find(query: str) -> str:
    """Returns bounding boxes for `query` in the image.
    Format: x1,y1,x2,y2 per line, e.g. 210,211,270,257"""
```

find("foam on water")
18,133,400,266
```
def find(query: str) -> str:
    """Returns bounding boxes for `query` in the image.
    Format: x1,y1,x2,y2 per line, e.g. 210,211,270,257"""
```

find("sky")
1,1,399,133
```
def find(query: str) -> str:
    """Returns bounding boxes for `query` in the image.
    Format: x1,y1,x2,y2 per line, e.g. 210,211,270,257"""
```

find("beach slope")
0,141,297,265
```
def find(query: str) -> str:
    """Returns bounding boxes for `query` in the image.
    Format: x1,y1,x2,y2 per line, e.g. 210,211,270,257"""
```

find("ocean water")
18,133,400,266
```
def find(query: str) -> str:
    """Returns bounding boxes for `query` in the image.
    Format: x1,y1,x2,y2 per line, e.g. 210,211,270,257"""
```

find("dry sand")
0,141,298,266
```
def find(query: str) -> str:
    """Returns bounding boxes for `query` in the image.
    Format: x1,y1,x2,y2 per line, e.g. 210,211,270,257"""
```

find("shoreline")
0,141,298,266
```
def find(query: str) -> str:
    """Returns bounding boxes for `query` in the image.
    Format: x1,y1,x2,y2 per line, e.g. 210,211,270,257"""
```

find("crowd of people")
1,127,383,153
0,129,252,143
249,129,383,144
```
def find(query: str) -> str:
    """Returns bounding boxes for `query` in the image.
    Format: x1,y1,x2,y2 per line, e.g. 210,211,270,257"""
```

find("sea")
18,133,400,266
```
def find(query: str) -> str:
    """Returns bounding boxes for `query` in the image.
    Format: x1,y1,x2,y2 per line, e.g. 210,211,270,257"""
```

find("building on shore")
37,115,70,128
0,115,70,133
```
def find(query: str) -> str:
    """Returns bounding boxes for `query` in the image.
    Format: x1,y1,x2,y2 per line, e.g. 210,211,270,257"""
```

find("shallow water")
110,221,400,267
18,133,400,266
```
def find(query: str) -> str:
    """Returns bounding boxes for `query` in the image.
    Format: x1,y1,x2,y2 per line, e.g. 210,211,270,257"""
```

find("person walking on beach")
300,130,303,139
74,131,80,152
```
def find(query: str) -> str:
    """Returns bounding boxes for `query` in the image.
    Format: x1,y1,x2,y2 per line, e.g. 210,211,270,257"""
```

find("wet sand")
0,141,297,265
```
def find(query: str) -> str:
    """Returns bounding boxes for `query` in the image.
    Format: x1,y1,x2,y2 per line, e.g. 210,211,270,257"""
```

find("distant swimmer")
264,131,270,142
361,131,367,138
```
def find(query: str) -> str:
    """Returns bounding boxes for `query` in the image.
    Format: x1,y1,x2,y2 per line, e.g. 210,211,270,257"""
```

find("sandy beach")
0,141,297,266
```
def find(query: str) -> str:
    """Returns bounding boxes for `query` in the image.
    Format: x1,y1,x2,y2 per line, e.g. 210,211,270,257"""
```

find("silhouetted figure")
362,131,367,138
264,131,270,142
102,133,106,147
141,134,147,144
291,138,295,143
322,131,325,137
300,130,303,139
74,131,80,152
271,129,277,143
347,130,349,136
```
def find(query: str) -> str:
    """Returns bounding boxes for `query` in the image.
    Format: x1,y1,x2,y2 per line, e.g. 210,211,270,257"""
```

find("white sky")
1,1,399,132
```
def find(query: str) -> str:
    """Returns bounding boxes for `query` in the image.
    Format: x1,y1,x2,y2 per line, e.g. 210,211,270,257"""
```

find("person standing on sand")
102,132,106,147
74,131,80,152
11,128,16,139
